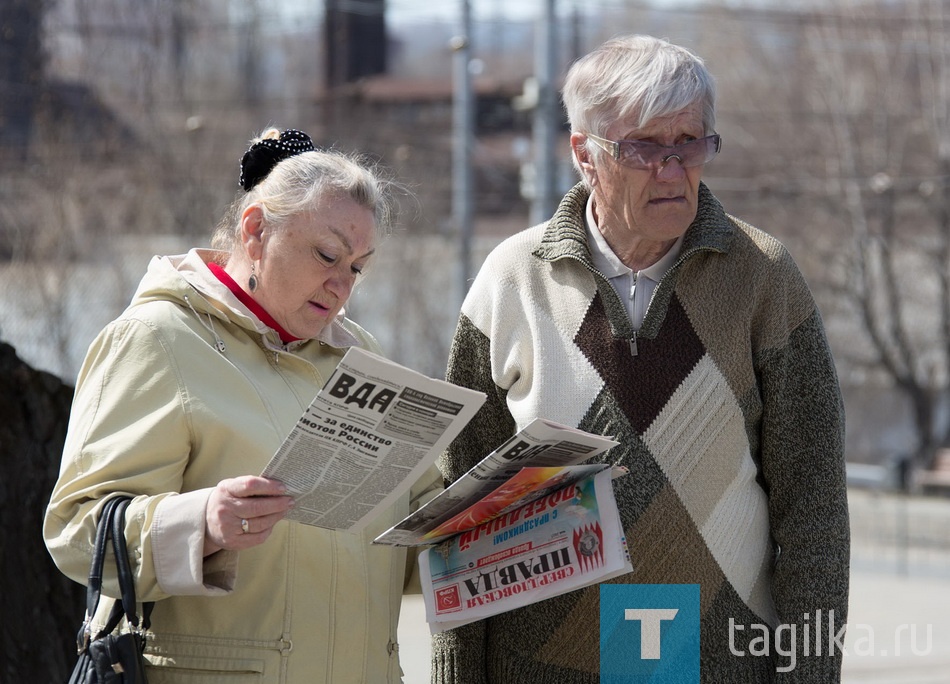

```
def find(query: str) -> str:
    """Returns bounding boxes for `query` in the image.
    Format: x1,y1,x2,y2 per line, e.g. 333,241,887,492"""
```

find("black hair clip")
239,128,315,191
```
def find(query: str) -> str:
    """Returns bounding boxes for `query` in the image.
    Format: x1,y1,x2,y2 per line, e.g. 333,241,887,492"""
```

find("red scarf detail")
206,261,301,344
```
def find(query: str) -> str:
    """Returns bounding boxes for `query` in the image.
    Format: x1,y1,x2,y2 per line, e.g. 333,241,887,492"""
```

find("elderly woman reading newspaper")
45,127,441,684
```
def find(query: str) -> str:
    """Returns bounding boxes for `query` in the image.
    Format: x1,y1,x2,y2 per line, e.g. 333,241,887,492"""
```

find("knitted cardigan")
431,182,849,683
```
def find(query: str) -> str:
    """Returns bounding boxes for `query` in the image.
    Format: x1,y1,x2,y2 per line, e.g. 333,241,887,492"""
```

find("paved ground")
841,572,950,683
397,488,950,684
842,489,950,683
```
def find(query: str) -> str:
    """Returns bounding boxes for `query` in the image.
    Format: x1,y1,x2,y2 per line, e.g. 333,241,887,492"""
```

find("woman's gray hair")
563,34,716,171
212,132,396,251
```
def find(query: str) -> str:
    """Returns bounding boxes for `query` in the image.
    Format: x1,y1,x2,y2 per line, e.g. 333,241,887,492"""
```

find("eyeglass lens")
618,135,720,169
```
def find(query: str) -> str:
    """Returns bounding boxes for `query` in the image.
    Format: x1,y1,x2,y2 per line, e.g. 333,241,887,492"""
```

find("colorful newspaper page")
421,464,604,541
374,419,619,546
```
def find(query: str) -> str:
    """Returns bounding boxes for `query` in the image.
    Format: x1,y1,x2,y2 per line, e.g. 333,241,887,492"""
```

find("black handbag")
68,496,154,684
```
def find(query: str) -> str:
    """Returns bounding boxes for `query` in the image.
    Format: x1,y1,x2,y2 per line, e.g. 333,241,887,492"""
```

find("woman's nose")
326,267,357,300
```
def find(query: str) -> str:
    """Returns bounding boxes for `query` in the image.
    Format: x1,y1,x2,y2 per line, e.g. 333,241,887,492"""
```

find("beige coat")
45,249,438,683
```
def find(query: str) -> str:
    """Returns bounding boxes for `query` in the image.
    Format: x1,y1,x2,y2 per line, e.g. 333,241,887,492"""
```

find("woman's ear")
240,205,265,261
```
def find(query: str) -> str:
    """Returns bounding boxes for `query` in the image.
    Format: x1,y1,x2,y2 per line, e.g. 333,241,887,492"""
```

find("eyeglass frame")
584,132,722,170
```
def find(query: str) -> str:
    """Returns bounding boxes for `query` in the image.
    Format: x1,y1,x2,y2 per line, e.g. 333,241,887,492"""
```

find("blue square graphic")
600,584,700,684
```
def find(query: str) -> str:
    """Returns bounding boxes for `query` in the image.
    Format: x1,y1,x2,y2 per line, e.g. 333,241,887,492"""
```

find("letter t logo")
625,609,679,659
601,585,699,682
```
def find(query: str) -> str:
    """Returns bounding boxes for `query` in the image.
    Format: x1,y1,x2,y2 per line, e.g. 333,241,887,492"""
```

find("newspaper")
373,418,619,547
259,347,485,532
419,465,632,632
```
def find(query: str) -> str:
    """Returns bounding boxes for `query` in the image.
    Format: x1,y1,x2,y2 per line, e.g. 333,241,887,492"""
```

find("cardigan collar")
533,181,736,268
531,181,737,342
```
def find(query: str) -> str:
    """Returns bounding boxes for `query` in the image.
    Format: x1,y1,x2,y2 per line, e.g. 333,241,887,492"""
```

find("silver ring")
241,518,250,534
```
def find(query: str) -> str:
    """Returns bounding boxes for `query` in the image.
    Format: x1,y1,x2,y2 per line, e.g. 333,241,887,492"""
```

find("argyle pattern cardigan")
431,182,849,683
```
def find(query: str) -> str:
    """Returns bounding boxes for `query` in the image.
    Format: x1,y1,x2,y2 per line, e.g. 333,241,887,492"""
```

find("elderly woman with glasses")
432,34,848,683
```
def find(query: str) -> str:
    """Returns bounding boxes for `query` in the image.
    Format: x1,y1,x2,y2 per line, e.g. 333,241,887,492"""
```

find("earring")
248,263,258,292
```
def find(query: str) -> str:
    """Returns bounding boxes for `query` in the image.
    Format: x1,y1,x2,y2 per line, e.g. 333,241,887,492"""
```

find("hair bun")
239,128,316,191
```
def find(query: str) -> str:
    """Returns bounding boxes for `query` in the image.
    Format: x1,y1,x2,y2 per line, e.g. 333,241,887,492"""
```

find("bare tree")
804,0,950,470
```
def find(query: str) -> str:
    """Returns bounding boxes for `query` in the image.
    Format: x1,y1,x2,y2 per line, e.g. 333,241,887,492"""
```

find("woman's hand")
204,476,296,555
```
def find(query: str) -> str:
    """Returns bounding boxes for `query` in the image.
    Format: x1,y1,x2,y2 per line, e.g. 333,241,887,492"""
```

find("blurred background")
4,0,950,476
2,0,949,681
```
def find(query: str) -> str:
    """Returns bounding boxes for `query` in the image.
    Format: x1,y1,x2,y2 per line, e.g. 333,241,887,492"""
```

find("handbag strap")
84,496,126,623
110,498,154,630
110,498,140,627
84,496,155,639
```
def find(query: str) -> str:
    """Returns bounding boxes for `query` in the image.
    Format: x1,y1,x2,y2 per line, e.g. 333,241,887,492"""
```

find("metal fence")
849,487,950,579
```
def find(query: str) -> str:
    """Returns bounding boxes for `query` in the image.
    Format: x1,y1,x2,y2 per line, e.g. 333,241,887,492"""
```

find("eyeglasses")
585,132,721,170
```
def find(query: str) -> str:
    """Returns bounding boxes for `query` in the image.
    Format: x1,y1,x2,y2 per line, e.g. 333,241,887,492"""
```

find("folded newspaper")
417,465,631,632
374,419,632,632
259,347,485,532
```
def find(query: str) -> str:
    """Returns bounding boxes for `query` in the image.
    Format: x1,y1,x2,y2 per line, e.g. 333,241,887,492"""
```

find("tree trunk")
0,341,82,681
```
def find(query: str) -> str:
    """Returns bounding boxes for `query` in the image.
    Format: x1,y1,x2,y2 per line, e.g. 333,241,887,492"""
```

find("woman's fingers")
205,477,295,553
